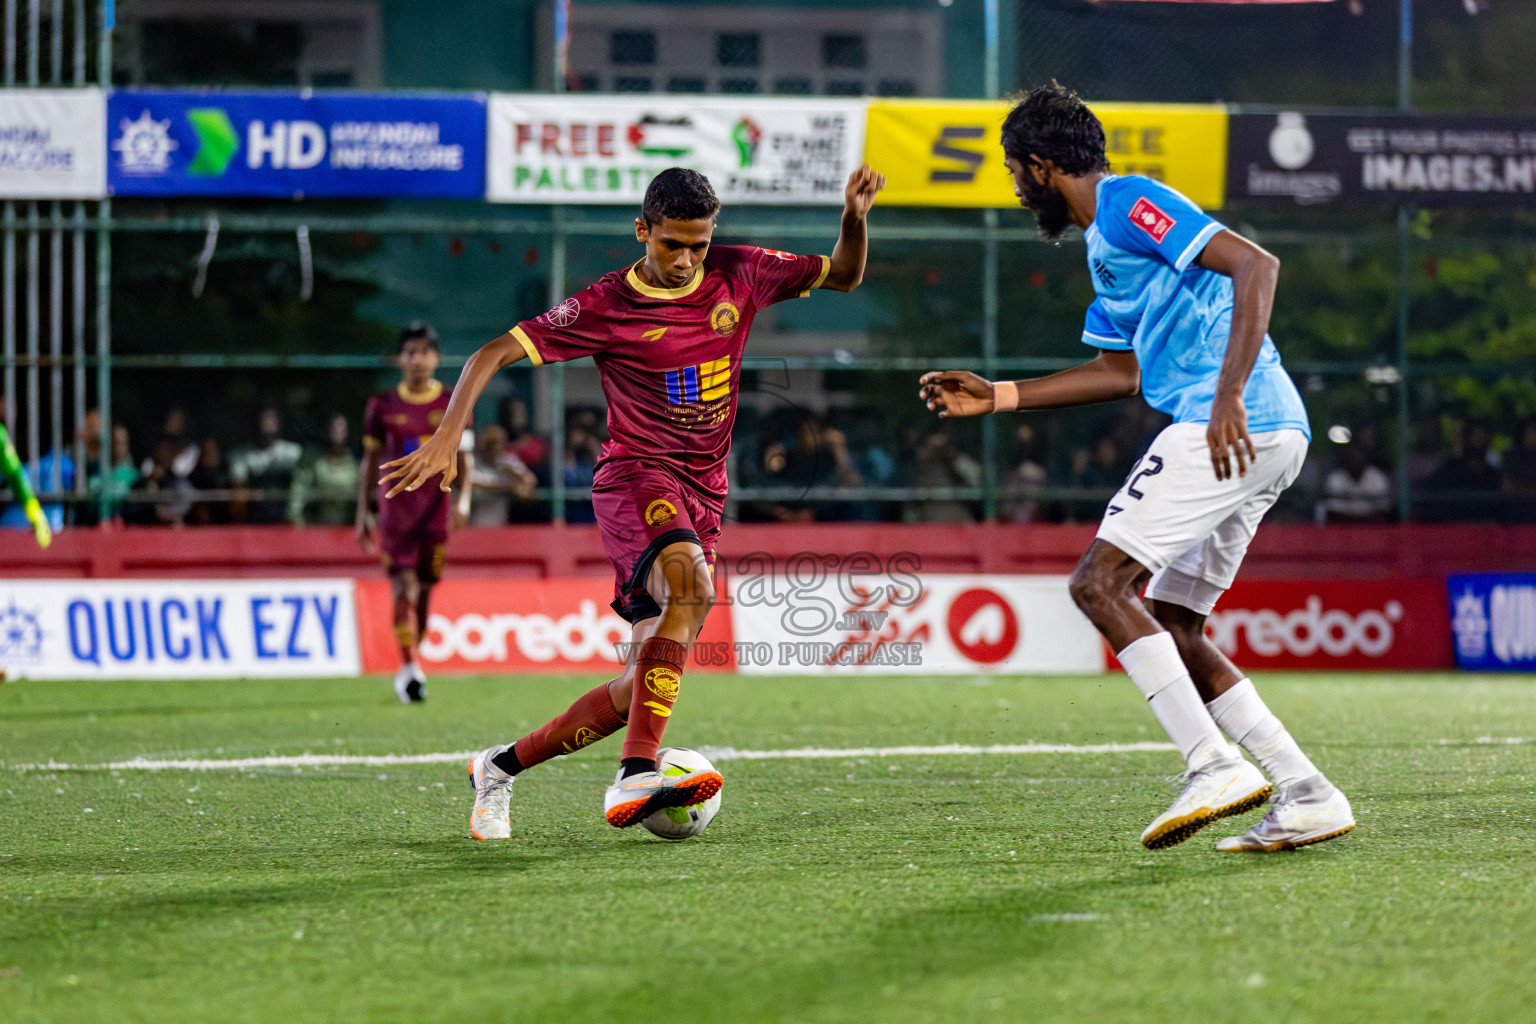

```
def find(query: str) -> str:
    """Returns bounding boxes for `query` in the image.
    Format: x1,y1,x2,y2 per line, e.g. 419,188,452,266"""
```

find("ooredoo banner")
0,579,361,679
1204,578,1451,670
486,95,865,204
864,100,1228,209
726,572,1105,676
106,90,486,198
355,578,736,674
0,88,106,199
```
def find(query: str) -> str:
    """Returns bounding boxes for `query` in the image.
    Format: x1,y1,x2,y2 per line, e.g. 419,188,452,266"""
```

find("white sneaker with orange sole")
467,746,514,841
603,767,723,829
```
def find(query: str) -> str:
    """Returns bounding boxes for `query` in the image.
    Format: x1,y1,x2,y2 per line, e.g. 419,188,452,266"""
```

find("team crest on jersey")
709,301,740,337
645,499,678,527
1128,197,1176,244
542,297,580,327
665,357,731,404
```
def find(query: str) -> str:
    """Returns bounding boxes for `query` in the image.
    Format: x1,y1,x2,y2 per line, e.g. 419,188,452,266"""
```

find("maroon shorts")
591,459,722,623
379,527,448,582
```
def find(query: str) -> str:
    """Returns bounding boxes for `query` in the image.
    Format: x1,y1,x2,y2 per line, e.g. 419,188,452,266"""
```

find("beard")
1019,175,1072,241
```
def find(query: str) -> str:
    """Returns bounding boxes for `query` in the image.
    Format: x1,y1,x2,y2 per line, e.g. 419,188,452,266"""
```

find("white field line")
10,741,1176,773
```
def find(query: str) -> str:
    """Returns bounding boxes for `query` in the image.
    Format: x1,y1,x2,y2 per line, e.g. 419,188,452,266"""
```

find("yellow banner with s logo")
864,100,1228,209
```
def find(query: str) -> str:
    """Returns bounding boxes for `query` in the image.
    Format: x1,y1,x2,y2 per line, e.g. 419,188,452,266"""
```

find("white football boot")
1216,774,1355,852
393,662,426,704
603,766,723,829
467,746,515,840
1140,756,1272,850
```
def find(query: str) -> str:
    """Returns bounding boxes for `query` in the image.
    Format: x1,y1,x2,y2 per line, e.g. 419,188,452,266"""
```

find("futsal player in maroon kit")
356,323,474,704
380,165,884,836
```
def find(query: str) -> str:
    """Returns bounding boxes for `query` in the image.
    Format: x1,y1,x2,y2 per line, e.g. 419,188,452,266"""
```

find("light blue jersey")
1080,174,1310,438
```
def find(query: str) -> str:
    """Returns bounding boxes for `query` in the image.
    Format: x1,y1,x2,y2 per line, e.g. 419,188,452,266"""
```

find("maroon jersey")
510,245,829,509
364,381,466,536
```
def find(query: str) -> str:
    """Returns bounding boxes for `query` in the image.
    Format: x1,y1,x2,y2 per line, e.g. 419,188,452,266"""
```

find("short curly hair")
1000,83,1108,176
641,167,721,226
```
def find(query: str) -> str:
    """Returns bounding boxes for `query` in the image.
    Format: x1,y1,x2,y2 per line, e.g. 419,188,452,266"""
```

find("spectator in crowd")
909,425,981,523
0,439,75,533
230,404,303,524
469,424,539,526
139,407,200,526
1421,418,1501,522
189,437,231,525
1501,416,1536,523
289,413,359,526
498,395,550,479
562,421,602,524
747,411,863,522
1001,421,1051,523
83,420,140,525
1315,434,1393,523
1407,416,1445,490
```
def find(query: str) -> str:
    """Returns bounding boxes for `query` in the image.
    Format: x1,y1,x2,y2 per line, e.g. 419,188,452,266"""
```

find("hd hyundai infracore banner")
106,91,487,199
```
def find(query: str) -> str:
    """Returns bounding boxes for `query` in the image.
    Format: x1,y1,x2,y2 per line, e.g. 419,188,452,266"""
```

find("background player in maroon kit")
356,323,474,704
381,165,884,836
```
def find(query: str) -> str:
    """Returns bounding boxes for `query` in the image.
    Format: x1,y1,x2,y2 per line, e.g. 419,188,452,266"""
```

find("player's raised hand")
379,429,459,498
844,164,885,219
1206,393,1256,481
919,371,995,418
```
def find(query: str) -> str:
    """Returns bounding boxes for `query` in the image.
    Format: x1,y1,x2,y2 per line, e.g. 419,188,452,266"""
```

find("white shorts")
1095,422,1308,616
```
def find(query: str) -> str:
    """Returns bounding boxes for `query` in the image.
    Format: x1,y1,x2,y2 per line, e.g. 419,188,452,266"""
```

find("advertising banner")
726,573,1105,676
1229,110,1536,207
1203,578,1451,670
486,95,865,204
0,580,361,680
355,578,736,675
0,88,106,199
1448,574,1536,672
106,91,486,198
864,100,1228,209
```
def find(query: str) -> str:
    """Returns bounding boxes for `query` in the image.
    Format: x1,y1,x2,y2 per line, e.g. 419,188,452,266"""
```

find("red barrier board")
1204,578,1452,670
357,577,737,675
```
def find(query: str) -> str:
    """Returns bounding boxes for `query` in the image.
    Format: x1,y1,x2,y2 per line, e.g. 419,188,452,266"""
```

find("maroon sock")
621,637,687,763
511,682,626,771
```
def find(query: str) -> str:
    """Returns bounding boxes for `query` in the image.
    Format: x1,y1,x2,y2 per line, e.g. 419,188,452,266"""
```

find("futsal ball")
642,747,722,841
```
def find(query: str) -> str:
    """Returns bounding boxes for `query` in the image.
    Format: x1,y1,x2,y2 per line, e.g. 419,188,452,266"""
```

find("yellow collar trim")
626,260,703,299
396,380,443,405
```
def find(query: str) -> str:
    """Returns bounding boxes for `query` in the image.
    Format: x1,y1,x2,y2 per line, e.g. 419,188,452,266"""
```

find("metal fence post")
981,207,1000,522
548,210,567,524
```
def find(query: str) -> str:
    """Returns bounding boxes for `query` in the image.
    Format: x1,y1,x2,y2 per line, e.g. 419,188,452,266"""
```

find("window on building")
825,80,864,96
720,77,761,94
614,75,654,92
773,77,814,95
821,34,867,70
610,30,657,66
717,32,760,68
667,75,707,93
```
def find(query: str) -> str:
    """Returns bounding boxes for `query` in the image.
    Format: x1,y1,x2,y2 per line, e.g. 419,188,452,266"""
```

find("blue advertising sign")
1448,573,1536,672
107,90,486,199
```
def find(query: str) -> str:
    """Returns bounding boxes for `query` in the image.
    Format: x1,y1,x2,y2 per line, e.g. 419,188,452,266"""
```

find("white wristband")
992,380,1019,413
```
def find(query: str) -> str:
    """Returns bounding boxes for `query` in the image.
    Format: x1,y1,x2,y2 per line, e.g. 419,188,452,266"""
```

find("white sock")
1117,632,1235,770
1206,678,1320,788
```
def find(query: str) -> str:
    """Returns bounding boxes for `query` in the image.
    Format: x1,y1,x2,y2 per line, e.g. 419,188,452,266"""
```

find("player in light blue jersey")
920,84,1354,853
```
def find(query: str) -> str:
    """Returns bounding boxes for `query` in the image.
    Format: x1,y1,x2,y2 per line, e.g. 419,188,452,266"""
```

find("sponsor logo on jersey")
709,301,740,337
644,499,678,527
664,357,731,403
428,409,444,427
645,665,681,701
761,248,797,261
1128,196,1176,244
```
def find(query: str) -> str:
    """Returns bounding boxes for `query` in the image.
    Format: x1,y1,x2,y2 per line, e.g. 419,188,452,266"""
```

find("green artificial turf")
2,672,1535,1023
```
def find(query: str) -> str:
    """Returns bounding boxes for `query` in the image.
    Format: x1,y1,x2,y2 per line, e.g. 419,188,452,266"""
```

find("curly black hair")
397,320,439,352
999,83,1108,176
641,167,721,226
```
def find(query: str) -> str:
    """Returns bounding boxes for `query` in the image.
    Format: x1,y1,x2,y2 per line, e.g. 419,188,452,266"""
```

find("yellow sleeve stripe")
799,254,832,298
511,325,544,367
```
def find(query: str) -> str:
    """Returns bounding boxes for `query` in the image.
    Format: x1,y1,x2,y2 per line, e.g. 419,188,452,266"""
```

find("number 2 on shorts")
1124,455,1164,500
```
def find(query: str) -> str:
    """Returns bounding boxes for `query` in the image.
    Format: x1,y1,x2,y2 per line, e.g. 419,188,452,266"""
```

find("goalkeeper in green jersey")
1,421,51,548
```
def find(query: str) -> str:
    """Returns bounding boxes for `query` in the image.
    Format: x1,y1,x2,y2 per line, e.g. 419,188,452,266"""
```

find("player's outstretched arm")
821,165,886,292
380,332,528,498
919,352,1140,418
1195,230,1280,481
